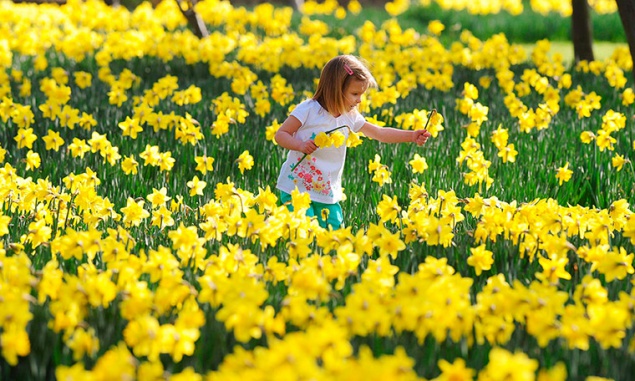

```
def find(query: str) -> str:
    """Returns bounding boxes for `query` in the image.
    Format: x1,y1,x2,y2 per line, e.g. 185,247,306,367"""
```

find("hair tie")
344,63,354,75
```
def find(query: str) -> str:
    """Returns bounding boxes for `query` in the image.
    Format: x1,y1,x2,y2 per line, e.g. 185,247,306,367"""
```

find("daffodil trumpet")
291,125,351,171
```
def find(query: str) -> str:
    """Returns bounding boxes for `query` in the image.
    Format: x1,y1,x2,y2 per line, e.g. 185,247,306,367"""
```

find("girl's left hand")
413,130,432,146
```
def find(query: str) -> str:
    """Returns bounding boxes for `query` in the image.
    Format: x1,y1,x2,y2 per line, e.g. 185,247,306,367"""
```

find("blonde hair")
313,55,377,116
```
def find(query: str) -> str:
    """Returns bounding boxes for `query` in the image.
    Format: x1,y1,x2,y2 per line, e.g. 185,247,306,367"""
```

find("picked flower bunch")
314,129,347,148
291,125,350,171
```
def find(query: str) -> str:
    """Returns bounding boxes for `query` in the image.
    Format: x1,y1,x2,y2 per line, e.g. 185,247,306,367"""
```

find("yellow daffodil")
67,327,100,361
437,358,475,381
194,155,214,175
348,0,362,14
314,131,332,148
408,153,428,174
187,176,207,197
73,71,92,89
175,114,204,146
478,347,539,380
25,150,41,170
121,155,139,175
498,144,518,163
330,131,346,147
490,125,508,149
58,105,80,129
385,0,409,17
118,116,143,139
14,127,37,149
151,206,175,229
211,113,232,138
376,194,401,224
596,247,634,282
290,187,311,212
157,151,175,172
236,150,254,174
1,329,30,366
596,129,616,152
147,187,171,208
120,198,150,227
368,154,383,173
372,167,393,187
265,119,280,142
78,112,97,131
555,162,573,185
346,130,363,147
611,154,627,172
376,230,405,259
580,131,596,144
467,244,494,275
427,20,445,36
463,82,479,100
42,130,64,152
621,88,634,106
537,254,571,284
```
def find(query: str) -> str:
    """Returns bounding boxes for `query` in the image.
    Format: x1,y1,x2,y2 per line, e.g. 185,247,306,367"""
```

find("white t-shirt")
276,99,366,204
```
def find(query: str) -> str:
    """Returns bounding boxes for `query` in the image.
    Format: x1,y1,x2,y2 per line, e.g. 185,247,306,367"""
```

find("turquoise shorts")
279,191,344,230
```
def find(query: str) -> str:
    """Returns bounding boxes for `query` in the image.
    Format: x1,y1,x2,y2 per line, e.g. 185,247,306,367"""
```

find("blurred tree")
572,0,635,83
174,0,209,38
571,0,594,62
615,0,635,82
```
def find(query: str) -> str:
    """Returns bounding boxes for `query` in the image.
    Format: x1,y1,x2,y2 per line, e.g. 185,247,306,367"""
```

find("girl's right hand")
298,140,317,155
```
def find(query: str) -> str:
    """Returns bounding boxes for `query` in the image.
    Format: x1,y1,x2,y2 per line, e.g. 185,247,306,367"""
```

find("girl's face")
343,79,367,112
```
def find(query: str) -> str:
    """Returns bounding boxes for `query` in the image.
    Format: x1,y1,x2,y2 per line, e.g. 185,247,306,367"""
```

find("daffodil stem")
423,109,436,131
626,160,635,181
290,153,308,172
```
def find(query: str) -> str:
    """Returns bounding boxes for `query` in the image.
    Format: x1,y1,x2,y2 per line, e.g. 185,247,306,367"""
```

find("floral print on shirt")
288,155,332,197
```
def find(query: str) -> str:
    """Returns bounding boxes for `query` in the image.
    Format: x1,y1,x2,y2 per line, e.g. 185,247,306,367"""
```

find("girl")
275,54,431,229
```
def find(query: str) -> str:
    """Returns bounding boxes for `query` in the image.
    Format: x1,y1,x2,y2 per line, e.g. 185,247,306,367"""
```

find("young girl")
275,55,431,229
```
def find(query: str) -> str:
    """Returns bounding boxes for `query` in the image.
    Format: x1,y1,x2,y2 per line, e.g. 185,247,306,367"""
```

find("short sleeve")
290,100,311,125
348,110,366,132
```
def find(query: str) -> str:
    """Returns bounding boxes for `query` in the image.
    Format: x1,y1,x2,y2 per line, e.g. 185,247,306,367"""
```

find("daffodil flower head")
580,131,596,144
236,150,254,174
290,188,311,213
330,131,346,147
368,154,383,173
555,162,573,186
346,130,363,148
320,208,330,222
594,129,615,151
427,20,445,36
467,244,494,275
372,167,393,187
409,153,428,174
621,88,634,106
611,154,627,172
187,176,207,197
314,132,332,148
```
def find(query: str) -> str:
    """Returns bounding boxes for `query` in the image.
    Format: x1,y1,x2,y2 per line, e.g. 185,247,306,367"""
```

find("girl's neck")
317,99,340,117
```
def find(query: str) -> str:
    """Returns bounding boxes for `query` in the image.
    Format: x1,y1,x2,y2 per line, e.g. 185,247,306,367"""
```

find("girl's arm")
274,116,318,154
360,121,431,146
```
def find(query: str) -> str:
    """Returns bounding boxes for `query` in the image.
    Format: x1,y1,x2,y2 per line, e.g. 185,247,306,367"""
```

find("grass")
521,41,628,64
304,1,628,46
401,2,627,44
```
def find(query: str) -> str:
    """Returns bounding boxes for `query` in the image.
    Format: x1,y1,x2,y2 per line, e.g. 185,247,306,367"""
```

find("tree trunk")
175,0,209,39
571,0,595,62
616,0,635,84
289,0,303,11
